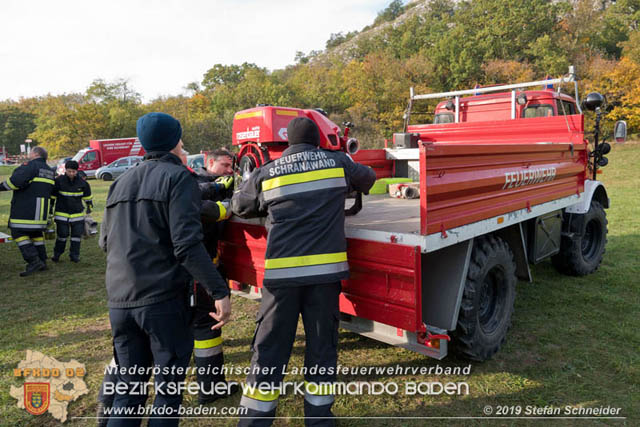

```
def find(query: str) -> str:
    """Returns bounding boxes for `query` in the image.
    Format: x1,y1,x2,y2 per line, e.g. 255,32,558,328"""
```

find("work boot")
198,382,239,405
51,254,60,263
20,259,45,277
70,257,80,263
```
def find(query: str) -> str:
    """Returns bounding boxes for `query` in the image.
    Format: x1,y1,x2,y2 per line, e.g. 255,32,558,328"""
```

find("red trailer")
220,70,626,361
60,138,144,177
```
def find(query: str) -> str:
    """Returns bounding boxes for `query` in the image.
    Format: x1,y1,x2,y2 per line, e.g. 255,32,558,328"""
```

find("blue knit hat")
136,112,182,152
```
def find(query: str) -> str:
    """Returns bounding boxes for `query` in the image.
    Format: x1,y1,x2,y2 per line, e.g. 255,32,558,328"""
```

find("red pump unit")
231,106,358,176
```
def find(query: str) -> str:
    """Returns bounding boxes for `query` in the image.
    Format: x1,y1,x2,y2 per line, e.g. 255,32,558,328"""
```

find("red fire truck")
220,69,627,361
60,138,144,177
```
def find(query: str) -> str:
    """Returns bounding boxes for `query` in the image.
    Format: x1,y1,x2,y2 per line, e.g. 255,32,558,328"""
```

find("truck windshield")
434,113,455,124
72,150,86,162
522,104,554,118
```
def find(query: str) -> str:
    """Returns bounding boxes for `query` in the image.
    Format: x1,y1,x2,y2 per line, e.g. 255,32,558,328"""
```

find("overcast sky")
0,0,390,101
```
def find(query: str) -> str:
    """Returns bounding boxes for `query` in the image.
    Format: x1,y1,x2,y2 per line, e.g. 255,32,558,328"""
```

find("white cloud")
0,0,390,101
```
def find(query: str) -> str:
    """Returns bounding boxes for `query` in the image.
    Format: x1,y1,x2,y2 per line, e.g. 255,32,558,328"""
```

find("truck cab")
70,148,101,177
432,89,579,124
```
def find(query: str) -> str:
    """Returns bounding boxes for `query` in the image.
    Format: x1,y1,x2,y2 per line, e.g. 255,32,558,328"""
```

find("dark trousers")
99,285,228,407
239,282,341,427
192,284,226,398
11,228,46,263
107,298,193,427
54,219,84,260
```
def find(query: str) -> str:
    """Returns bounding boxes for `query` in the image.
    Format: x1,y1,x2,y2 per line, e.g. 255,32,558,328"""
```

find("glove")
86,206,92,215
215,175,234,190
216,201,232,221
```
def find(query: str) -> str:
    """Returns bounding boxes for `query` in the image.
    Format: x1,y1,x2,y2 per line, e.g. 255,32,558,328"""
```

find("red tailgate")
220,222,423,333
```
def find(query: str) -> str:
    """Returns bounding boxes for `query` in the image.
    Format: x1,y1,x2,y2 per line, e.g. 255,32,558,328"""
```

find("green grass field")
0,144,638,426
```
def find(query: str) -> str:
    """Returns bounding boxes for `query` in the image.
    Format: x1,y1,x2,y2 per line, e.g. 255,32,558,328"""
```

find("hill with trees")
1,0,639,157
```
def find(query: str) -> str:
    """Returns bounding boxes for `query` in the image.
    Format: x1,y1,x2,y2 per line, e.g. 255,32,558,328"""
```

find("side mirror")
614,120,627,143
516,93,528,106
583,92,605,111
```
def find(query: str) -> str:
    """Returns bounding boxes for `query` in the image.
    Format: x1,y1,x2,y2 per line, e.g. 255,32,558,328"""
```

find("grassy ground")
0,144,638,426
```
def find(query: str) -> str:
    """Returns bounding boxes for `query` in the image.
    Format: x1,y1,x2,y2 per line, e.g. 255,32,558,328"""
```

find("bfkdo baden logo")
10,350,88,422
24,383,50,415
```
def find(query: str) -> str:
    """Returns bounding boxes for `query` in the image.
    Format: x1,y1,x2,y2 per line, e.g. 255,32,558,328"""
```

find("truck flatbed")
345,194,420,234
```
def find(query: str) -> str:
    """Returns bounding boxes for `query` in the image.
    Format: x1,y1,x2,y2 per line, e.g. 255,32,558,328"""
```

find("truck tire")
101,172,113,181
551,201,607,276
452,235,517,361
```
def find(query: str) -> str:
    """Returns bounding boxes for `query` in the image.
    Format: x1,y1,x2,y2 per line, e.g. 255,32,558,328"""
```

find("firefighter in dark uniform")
50,160,93,262
191,149,238,404
232,117,376,426
0,146,55,276
99,112,231,427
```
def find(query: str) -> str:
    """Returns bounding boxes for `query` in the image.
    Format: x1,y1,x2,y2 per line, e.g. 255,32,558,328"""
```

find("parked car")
187,153,205,170
95,156,142,181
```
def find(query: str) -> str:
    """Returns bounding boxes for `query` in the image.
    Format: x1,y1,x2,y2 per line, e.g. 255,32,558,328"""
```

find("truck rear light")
417,331,450,349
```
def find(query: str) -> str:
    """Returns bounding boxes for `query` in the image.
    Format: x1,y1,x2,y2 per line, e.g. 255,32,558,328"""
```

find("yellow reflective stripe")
14,236,30,243
32,236,44,242
30,177,55,185
264,252,347,270
217,202,227,222
235,110,263,120
262,168,345,191
82,195,93,200
304,381,335,395
8,219,47,224
6,178,18,190
243,386,280,402
40,198,45,221
54,212,85,218
193,337,223,349
59,191,83,196
50,195,57,200
275,109,299,116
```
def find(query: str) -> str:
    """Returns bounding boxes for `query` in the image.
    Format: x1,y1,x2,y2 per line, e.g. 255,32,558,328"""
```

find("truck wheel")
452,236,516,361
551,201,607,276
101,173,112,181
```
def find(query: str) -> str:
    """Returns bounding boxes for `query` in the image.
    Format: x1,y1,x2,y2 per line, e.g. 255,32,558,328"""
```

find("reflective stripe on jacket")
51,174,92,218
232,143,376,287
2,158,55,230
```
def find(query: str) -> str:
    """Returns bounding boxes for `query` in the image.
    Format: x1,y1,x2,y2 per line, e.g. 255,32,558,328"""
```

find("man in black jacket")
99,112,231,426
50,160,92,262
232,117,376,426
0,146,55,276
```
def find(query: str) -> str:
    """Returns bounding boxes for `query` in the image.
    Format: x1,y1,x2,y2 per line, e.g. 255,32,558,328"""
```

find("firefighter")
192,148,238,404
232,117,376,426
0,146,55,277
99,112,231,426
49,160,93,263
